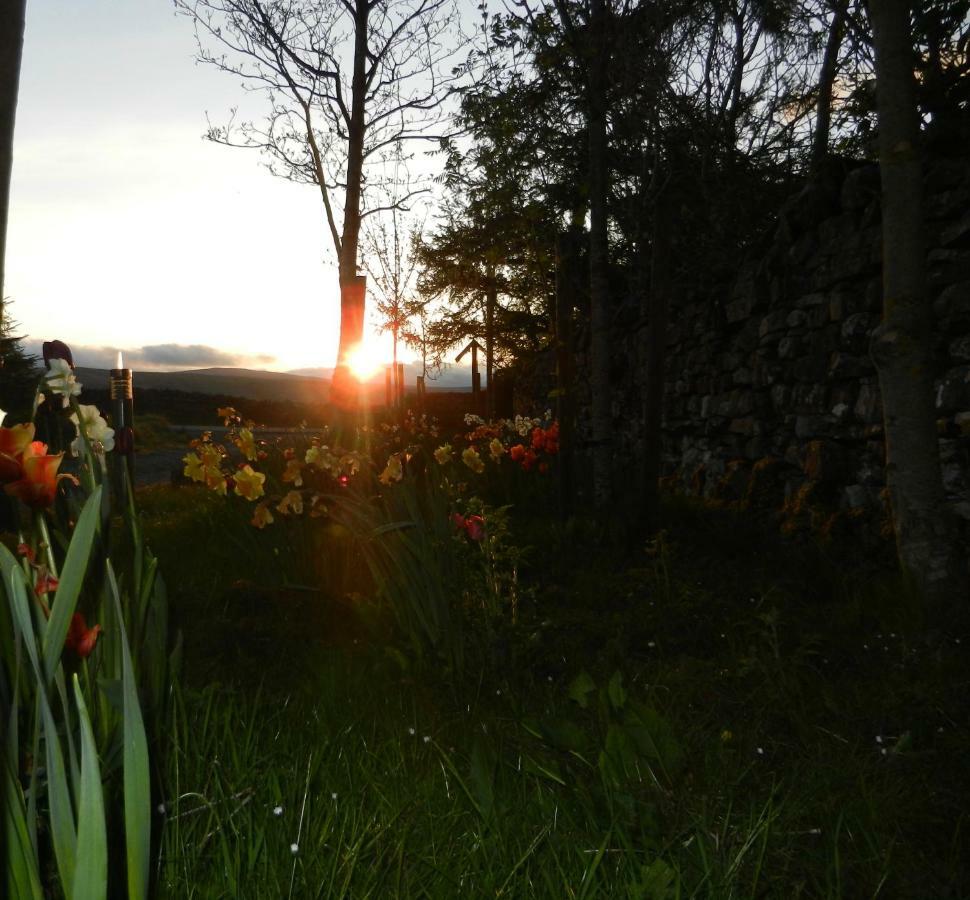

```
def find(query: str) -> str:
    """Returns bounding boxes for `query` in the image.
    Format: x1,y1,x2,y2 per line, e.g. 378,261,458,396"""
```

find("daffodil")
461,446,485,474
378,454,403,485
433,444,453,465
283,458,304,486
236,427,258,461
44,358,82,407
70,404,115,455
488,438,506,462
305,445,336,471
183,451,206,483
252,503,274,529
233,464,265,500
277,490,304,515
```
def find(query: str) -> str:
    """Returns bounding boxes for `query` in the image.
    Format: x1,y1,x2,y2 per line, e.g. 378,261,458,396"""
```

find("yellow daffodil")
305,445,336,471
183,452,205,483
283,458,304,486
378,454,403,485
251,503,274,529
236,427,258,461
488,438,506,462
233,464,265,501
433,444,453,465
461,446,485,474
277,490,304,515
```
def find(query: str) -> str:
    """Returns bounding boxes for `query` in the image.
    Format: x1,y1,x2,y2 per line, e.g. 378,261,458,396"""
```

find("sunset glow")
346,341,387,382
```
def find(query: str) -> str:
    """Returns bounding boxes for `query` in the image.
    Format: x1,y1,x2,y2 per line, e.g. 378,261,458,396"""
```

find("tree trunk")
811,0,848,168
332,0,370,406
868,0,967,610
485,269,496,420
555,230,579,519
642,186,672,532
588,0,612,506
0,0,26,319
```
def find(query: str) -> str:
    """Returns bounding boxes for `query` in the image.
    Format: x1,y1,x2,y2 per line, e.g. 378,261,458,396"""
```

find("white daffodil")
0,408,6,426
70,404,115,455
44,358,82,407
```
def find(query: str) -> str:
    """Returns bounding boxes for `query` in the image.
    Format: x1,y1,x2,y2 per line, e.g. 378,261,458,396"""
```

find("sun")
346,341,386,381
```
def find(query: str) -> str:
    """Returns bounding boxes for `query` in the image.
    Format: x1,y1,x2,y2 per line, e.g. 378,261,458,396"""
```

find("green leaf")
71,675,108,900
107,562,151,900
567,670,596,708
44,487,103,684
2,756,44,900
607,670,626,711
40,689,78,899
625,703,684,785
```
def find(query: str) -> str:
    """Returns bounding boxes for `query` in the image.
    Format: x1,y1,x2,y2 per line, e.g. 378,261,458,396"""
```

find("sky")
6,0,423,372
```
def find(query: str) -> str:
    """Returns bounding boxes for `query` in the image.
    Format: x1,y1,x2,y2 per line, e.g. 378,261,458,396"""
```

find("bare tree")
175,0,468,403
868,0,967,610
362,197,426,394
0,0,26,323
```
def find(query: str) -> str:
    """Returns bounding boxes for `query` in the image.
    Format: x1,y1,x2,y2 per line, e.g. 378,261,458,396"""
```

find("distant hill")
75,366,331,404
288,363,475,392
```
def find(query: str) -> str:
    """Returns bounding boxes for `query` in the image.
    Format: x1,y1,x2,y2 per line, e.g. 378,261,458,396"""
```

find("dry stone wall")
653,155,970,528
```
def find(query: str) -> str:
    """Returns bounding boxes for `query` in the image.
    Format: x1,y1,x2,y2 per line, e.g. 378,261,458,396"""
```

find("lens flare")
346,342,385,381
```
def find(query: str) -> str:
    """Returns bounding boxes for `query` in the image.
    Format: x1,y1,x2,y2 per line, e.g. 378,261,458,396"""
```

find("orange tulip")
0,423,36,483
4,442,73,508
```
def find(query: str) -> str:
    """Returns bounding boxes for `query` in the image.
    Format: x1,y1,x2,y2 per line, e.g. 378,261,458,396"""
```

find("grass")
138,484,969,898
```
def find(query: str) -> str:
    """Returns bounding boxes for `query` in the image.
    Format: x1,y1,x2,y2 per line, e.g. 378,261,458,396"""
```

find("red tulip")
463,515,485,541
65,613,102,658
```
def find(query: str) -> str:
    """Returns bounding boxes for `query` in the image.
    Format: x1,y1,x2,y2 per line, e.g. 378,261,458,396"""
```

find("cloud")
21,340,276,372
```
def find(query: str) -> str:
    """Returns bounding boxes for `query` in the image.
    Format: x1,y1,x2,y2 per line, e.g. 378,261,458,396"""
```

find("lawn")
138,477,969,899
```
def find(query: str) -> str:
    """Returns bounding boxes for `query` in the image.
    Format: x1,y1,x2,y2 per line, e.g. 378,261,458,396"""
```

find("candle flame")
116,351,124,370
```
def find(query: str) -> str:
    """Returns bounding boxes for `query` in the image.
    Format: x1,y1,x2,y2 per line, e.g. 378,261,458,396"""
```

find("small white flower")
756,747,764,755
647,641,656,649
70,404,115,455
331,792,338,801
875,735,882,744
408,727,415,736
290,843,299,855
880,748,887,756
423,735,430,744
273,805,283,817
157,803,166,815
44,358,82,407
495,689,501,696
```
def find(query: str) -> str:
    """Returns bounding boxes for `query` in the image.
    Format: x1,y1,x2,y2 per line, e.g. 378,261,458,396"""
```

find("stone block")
725,295,754,323
795,415,834,439
841,312,876,349
949,335,970,362
732,366,753,385
792,382,828,413
803,439,844,482
778,336,801,360
935,366,970,413
933,281,970,325
855,381,883,423
759,310,789,341
786,309,809,331
797,292,827,308
793,355,829,383
842,484,871,509
770,384,790,411
729,416,757,436
942,212,970,248
829,352,872,379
